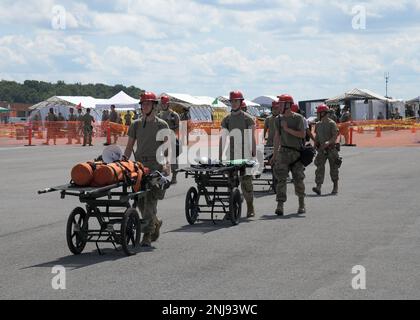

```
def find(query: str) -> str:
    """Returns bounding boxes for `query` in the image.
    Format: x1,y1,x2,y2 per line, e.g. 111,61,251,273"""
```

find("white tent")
326,88,395,104
162,93,217,122
252,96,278,106
325,88,402,120
29,96,101,122
95,91,139,114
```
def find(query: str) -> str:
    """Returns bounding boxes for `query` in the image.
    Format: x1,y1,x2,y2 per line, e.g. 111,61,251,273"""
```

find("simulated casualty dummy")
312,104,342,196
219,91,257,218
123,92,171,248
272,94,307,216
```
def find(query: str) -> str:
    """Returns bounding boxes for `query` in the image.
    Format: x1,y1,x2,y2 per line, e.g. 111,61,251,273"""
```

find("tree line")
0,80,144,104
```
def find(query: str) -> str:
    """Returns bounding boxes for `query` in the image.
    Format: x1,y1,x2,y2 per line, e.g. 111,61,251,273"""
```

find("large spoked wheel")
121,208,141,256
66,207,88,255
185,187,200,225
229,188,242,226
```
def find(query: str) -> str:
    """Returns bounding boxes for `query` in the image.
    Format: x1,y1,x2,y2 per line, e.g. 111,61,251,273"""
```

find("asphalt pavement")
0,144,419,299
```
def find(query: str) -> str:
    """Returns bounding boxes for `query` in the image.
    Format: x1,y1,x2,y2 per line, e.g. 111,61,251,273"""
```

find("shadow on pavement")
21,247,149,271
166,219,253,234
259,213,306,220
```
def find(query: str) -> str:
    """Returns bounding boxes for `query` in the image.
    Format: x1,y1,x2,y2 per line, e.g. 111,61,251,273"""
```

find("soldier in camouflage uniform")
158,95,181,185
66,108,78,145
124,92,171,248
43,108,58,145
220,91,257,218
264,101,281,147
272,94,306,216
81,108,95,147
312,105,341,195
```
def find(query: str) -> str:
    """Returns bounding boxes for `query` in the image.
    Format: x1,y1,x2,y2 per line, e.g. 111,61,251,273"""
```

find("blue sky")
0,0,419,101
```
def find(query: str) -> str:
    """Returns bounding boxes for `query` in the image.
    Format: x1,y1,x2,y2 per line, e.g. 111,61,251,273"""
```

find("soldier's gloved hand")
163,163,171,177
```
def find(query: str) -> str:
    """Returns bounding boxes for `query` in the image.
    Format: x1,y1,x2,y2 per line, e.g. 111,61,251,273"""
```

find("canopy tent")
0,106,10,113
252,96,278,106
407,96,420,104
95,91,139,114
325,88,404,120
29,96,101,122
326,88,395,104
161,93,229,122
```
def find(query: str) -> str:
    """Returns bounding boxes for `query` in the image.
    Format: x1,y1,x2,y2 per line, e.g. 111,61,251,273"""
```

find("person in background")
109,105,119,144
377,112,385,120
82,108,95,147
43,108,58,145
66,108,78,145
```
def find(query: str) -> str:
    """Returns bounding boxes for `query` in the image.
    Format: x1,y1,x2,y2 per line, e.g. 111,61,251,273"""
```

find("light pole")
384,72,390,119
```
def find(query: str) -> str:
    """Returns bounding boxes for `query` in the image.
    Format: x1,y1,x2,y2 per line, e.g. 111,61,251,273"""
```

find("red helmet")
272,101,279,108
278,94,294,104
161,95,170,105
291,104,299,113
317,104,329,113
230,91,244,101
140,92,158,104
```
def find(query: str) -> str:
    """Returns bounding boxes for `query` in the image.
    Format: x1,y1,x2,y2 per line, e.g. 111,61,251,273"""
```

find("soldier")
219,91,257,218
271,94,306,216
66,108,78,145
43,108,58,145
264,101,281,147
292,103,315,143
81,108,95,147
123,92,171,248
159,95,181,184
76,108,83,144
312,105,341,195
340,107,352,145
109,105,119,144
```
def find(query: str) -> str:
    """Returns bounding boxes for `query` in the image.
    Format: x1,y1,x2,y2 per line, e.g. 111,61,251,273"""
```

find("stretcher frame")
38,173,162,256
180,164,252,226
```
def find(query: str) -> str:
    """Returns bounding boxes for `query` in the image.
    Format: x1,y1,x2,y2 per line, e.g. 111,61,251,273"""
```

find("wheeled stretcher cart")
180,161,255,226
38,171,168,256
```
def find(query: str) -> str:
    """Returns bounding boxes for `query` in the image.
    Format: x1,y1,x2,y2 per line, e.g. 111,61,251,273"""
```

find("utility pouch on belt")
335,143,341,152
336,157,343,168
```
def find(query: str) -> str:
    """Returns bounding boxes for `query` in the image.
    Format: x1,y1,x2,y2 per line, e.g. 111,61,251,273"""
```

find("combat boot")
332,181,339,195
298,197,306,214
140,233,152,247
171,173,178,185
312,184,322,196
247,202,255,218
275,202,284,216
151,220,163,242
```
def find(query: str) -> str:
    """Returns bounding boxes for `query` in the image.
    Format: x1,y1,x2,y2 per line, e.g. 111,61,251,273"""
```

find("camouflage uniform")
45,112,58,145
67,113,78,144
273,113,306,206
128,117,169,236
221,111,255,216
264,115,277,147
81,113,95,146
159,109,181,182
314,118,340,188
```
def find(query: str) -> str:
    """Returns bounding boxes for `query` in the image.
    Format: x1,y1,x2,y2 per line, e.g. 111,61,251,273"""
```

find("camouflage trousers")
314,148,340,185
239,175,254,205
274,148,306,203
137,160,166,235
83,126,93,145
